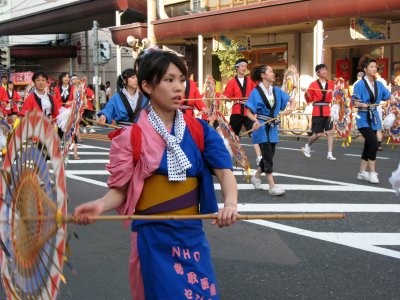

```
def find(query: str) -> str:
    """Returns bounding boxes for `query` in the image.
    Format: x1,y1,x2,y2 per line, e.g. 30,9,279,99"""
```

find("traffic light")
0,47,10,69
98,41,111,65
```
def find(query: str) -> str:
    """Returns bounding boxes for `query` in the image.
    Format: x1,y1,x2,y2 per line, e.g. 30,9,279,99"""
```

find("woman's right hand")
252,120,260,130
74,200,104,225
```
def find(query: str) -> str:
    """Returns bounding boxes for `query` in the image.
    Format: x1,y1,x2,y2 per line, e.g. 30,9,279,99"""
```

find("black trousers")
259,142,276,174
229,114,254,137
358,127,378,161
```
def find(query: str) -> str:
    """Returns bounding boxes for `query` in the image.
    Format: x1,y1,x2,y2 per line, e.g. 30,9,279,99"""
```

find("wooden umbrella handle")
65,213,345,223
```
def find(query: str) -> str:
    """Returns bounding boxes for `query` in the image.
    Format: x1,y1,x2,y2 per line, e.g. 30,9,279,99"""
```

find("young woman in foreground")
74,50,238,299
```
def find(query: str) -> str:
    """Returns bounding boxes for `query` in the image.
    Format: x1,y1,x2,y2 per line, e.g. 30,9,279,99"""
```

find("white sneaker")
251,176,263,190
369,172,379,184
269,185,285,196
302,144,311,158
327,154,336,161
82,128,87,134
357,171,369,181
89,128,96,133
256,156,262,165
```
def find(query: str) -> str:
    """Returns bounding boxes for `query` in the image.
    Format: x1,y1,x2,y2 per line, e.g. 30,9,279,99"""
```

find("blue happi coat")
97,92,149,123
245,85,290,144
352,79,391,130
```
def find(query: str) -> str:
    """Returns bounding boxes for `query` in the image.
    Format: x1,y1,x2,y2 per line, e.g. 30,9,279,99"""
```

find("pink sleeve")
106,127,134,188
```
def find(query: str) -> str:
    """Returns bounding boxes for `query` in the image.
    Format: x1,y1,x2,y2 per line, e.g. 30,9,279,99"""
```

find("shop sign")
350,18,391,40
10,72,33,84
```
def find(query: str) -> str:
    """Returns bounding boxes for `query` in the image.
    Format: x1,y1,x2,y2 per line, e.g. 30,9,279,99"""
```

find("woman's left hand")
212,205,237,228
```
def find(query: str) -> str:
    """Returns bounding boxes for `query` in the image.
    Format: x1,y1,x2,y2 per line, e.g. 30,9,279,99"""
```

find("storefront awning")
152,0,400,41
10,46,78,59
0,0,147,35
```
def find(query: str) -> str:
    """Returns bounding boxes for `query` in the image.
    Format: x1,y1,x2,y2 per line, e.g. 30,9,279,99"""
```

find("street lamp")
127,36,151,58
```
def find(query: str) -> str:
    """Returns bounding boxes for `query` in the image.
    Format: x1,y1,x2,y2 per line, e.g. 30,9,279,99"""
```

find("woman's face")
144,63,185,113
126,74,138,90
7,83,13,90
364,62,377,77
262,66,275,83
62,74,70,85
34,76,47,93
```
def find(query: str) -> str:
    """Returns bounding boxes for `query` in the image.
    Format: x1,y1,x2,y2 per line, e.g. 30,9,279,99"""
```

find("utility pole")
93,20,100,113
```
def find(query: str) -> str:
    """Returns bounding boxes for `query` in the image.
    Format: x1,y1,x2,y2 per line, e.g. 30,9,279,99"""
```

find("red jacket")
19,92,61,119
54,85,74,104
223,76,255,115
1,88,21,114
180,79,206,118
85,88,94,110
305,79,334,117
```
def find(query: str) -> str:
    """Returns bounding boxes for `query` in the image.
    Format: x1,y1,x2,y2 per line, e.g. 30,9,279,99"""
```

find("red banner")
335,60,351,81
376,58,388,80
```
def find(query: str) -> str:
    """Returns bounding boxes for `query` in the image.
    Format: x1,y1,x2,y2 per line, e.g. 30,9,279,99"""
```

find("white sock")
328,152,333,157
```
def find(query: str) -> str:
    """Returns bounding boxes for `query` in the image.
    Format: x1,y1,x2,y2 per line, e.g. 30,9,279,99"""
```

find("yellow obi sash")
135,174,199,215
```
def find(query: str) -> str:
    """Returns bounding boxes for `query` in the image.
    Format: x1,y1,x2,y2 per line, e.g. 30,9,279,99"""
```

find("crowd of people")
0,49,398,299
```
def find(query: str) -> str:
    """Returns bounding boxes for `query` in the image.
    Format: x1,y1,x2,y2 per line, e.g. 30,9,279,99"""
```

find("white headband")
235,62,247,67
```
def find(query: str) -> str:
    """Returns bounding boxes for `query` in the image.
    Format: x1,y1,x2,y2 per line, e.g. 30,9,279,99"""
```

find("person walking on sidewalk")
301,64,336,160
352,54,397,184
246,65,294,196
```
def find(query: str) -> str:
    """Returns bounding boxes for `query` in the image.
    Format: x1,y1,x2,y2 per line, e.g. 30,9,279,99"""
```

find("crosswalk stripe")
66,159,109,164
345,153,390,160
219,203,400,212
68,152,109,155
214,183,393,192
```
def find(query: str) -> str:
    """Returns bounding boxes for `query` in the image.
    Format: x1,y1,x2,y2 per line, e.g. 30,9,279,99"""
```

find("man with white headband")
221,58,261,162
221,58,256,136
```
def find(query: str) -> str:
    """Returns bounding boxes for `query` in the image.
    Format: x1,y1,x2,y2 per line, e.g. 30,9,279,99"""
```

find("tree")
213,40,244,79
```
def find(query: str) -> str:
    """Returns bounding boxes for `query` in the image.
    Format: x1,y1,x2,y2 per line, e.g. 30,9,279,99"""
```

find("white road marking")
67,170,109,175
218,203,400,213
66,174,108,187
345,154,390,160
246,220,400,260
76,144,110,151
241,143,314,152
214,183,393,192
66,144,400,260
68,152,109,155
65,159,109,164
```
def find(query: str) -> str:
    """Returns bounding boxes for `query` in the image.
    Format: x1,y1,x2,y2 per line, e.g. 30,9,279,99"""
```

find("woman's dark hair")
88,84,94,90
117,68,136,89
358,54,377,71
137,50,187,99
100,84,105,91
32,70,48,81
134,51,145,73
6,81,14,90
58,72,69,88
251,65,268,82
